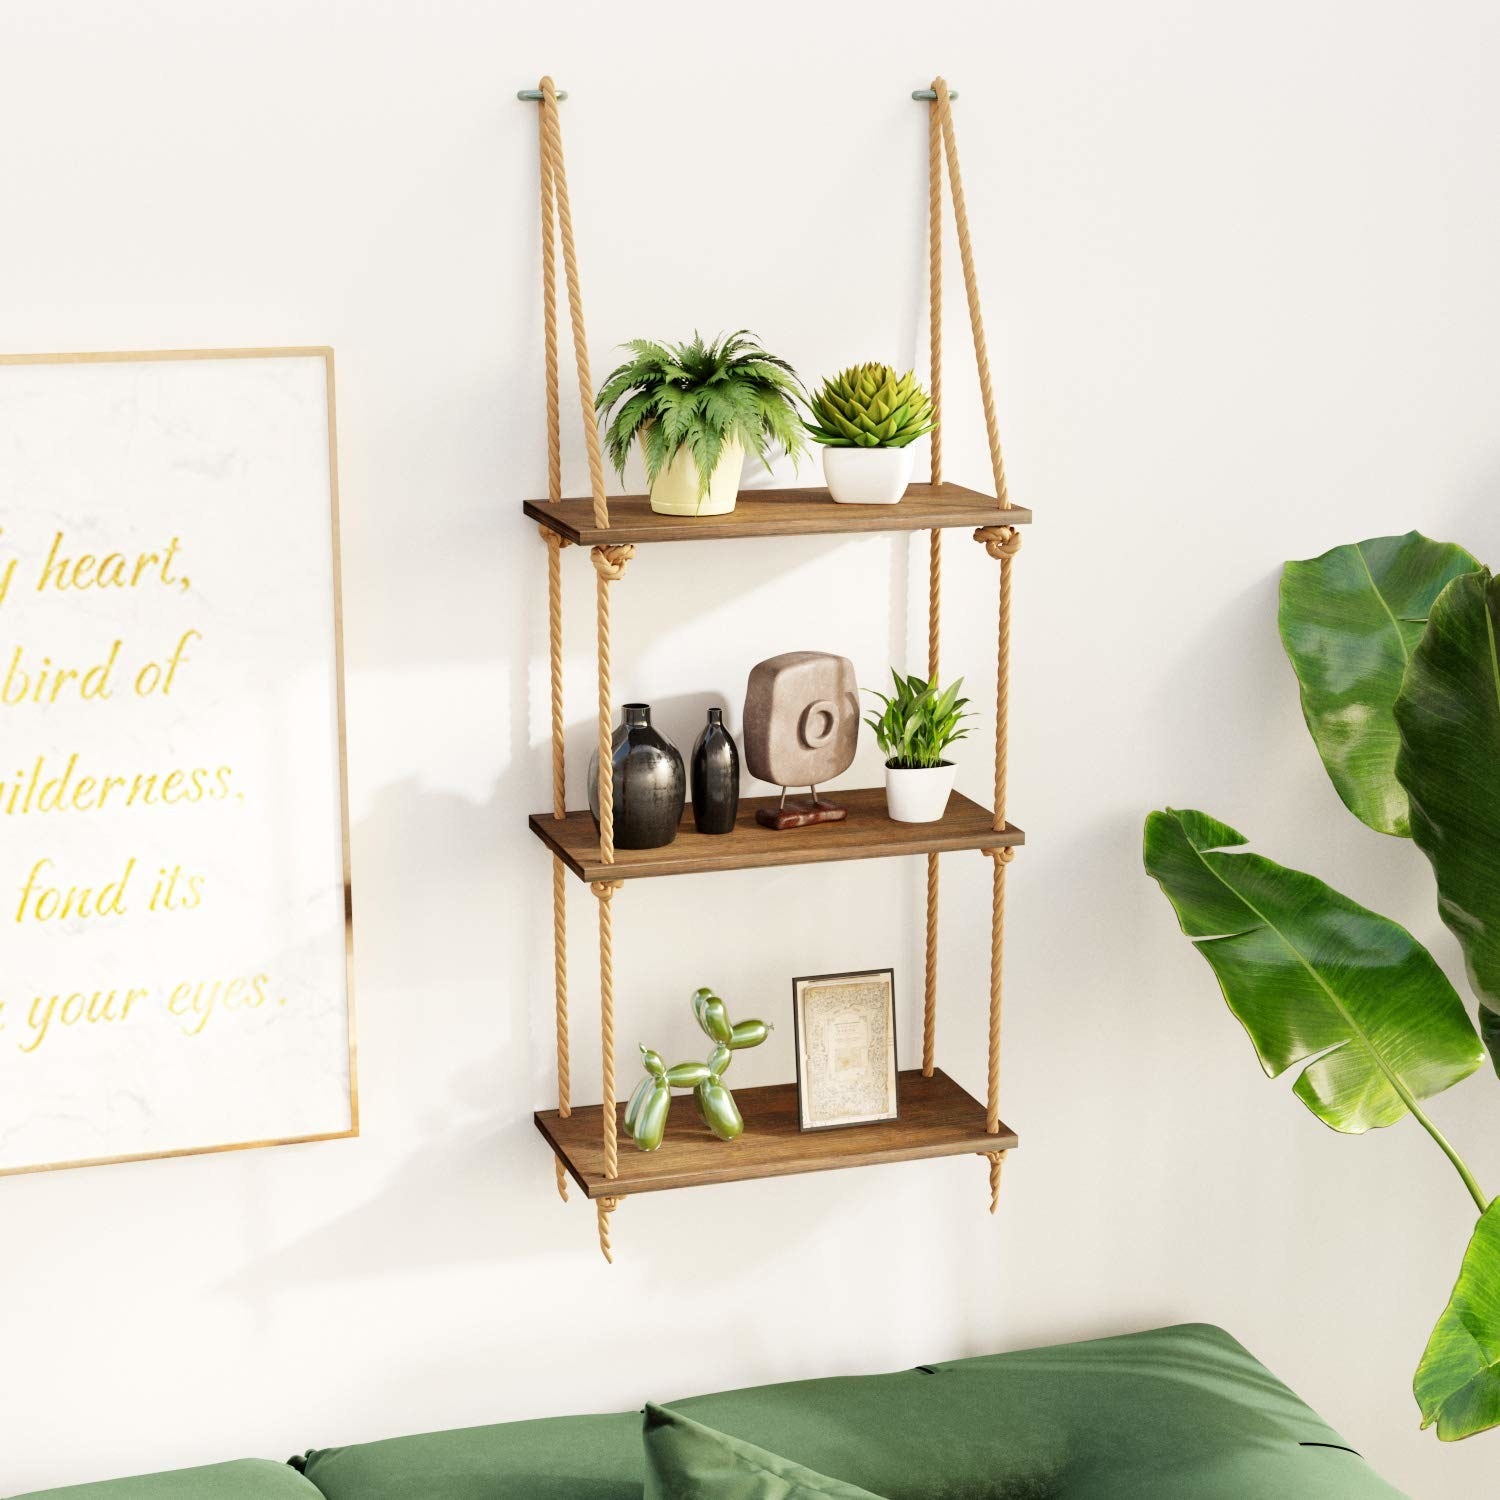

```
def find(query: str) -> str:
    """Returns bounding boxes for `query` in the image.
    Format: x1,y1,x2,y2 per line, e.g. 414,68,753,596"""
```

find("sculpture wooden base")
755,798,848,831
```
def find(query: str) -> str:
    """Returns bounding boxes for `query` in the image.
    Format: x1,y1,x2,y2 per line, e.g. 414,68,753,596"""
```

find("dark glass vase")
691,707,740,835
588,703,685,849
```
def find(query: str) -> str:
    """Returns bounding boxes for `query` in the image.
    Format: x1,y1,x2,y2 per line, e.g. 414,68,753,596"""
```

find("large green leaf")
1143,807,1483,1131
1395,568,1500,1072
1280,532,1480,837
1416,1198,1500,1439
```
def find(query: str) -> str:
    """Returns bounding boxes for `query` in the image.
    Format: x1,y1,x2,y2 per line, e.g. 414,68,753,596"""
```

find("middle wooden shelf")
529,786,1025,883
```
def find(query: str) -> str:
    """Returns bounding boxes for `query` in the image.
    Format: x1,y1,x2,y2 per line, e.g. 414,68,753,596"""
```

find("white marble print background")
0,352,352,1172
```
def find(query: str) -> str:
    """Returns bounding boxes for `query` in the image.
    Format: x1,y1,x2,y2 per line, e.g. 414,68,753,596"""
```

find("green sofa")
10,1324,1408,1499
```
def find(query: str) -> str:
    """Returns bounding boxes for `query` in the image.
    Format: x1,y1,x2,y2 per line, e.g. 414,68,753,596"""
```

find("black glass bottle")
691,706,740,835
587,703,686,849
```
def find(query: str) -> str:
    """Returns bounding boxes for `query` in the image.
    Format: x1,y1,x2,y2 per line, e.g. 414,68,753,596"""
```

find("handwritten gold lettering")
15,856,135,924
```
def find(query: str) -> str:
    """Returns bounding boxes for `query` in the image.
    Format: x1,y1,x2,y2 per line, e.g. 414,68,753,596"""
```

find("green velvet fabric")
9,1460,322,1500
294,1411,645,1500
296,1324,1408,1500
642,1404,886,1499
671,1322,1406,1500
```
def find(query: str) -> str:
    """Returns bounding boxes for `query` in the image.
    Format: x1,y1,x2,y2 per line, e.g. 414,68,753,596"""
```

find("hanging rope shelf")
524,75,1029,1261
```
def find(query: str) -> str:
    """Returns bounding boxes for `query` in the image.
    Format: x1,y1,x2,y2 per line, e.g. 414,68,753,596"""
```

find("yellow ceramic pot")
645,437,745,517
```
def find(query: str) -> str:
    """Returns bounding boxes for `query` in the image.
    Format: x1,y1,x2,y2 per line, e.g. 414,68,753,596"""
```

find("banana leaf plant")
1394,569,1500,1069
1417,1200,1500,1440
1143,808,1483,1141
1147,530,1500,1441
1279,532,1478,837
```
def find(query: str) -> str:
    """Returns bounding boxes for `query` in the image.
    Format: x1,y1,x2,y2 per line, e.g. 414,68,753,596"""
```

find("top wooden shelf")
525,482,1032,547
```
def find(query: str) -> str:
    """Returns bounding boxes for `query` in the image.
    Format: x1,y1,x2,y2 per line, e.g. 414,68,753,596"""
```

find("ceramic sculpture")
742,651,859,828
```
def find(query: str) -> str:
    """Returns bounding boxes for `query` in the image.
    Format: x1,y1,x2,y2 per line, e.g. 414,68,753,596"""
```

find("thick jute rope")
928,72,1020,1210
921,91,946,1080
928,97,944,490
973,526,1021,827
540,116,562,509
589,545,630,1261
592,877,623,1260
534,78,628,1247
538,78,611,532
933,78,1007,509
922,537,941,1074
538,107,572,1202
547,530,571,1202
591,543,634,867
597,1196,619,1264
923,517,940,1074
976,523,1020,1209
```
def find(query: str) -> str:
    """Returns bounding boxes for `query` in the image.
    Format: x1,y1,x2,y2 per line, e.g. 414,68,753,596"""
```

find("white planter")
646,437,745,517
823,445,915,505
884,762,957,823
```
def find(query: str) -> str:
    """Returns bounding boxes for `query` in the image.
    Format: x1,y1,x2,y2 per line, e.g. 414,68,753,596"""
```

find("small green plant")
864,671,973,770
594,331,806,499
804,363,936,449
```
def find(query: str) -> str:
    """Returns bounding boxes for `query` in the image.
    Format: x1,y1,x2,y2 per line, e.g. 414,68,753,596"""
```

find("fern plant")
595,331,806,499
864,671,973,770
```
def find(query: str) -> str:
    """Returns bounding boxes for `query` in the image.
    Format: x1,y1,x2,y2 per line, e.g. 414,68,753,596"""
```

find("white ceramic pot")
884,762,957,823
646,436,745,517
823,445,915,505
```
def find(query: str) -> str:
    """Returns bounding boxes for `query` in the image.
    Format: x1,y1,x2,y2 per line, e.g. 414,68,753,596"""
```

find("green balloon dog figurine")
625,987,772,1152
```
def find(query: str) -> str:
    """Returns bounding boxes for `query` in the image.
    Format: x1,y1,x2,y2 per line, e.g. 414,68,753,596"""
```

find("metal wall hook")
912,88,959,101
518,88,569,101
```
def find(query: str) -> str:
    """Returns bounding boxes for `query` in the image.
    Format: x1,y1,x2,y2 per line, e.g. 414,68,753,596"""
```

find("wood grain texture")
536,1068,1018,1198
524,482,1032,546
529,787,1024,883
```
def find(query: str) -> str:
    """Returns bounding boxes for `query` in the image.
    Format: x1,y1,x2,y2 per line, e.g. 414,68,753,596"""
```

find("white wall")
1,3,1497,1496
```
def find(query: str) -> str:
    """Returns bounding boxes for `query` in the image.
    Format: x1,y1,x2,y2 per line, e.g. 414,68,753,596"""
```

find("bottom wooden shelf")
535,1068,1018,1200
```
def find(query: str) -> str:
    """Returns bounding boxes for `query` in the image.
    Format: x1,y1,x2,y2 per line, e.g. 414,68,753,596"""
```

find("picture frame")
791,968,899,1131
0,347,357,1177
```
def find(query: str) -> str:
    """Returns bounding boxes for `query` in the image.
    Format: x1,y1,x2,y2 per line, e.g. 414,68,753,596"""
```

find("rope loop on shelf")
973,524,1022,561
589,543,634,582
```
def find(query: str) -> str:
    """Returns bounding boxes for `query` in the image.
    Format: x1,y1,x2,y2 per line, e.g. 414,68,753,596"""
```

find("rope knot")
590,543,634,582
596,1196,619,1264
973,525,1022,561
590,879,623,902
987,844,1016,865
538,524,572,550
985,1149,1007,1214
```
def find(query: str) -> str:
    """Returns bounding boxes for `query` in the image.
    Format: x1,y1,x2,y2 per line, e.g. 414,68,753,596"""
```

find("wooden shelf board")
529,787,1023,883
536,1068,1017,1199
525,483,1032,547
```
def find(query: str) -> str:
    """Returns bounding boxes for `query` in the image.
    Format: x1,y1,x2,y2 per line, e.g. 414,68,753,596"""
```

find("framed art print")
792,968,899,1131
0,348,357,1175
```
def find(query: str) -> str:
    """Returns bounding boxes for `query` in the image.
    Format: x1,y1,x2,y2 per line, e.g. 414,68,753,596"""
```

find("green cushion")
671,1323,1407,1500
297,1324,1407,1500
296,1411,644,1499
10,1459,321,1500
642,1404,886,1499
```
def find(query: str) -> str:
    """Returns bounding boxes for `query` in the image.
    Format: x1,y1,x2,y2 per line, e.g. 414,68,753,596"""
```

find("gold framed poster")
0,348,357,1175
791,968,899,1130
